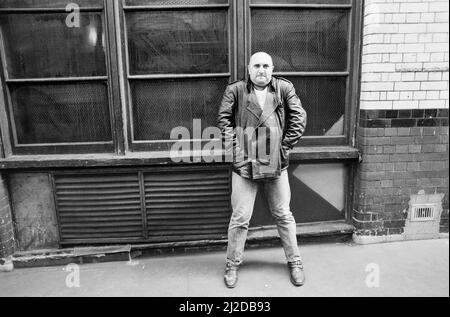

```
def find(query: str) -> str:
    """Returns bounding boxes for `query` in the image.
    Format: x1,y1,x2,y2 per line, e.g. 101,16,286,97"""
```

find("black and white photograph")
0,0,448,301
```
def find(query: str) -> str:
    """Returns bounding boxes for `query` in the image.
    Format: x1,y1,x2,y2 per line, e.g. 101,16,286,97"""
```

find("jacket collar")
246,77,277,93
245,78,281,128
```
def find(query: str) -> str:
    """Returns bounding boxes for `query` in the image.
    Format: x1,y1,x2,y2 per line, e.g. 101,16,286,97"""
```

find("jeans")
226,170,301,266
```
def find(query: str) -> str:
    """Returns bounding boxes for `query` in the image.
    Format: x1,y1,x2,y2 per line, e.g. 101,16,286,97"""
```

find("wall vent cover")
411,205,436,222
404,191,444,239
53,166,231,245
53,173,143,243
144,168,231,243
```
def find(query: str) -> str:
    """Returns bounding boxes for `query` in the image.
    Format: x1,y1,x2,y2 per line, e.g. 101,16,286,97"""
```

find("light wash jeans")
226,170,301,266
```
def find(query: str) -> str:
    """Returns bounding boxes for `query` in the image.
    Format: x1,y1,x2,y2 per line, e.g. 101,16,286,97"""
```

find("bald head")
249,52,273,67
248,52,274,89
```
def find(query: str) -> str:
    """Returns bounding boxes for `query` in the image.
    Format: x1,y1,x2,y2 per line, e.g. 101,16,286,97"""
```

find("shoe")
0,257,14,273
288,260,305,287
224,263,238,288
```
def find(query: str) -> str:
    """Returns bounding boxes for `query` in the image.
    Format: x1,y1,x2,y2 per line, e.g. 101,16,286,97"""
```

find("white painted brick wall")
360,0,449,110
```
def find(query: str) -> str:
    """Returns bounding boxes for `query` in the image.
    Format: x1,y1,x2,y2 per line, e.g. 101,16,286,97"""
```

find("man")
218,52,307,288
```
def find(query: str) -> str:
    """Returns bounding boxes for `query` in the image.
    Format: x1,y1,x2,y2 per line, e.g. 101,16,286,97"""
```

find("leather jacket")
218,76,307,179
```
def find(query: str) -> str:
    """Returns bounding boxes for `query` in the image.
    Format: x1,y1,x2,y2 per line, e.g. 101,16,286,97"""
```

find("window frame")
0,0,363,162
118,0,237,152
0,0,125,155
246,0,361,147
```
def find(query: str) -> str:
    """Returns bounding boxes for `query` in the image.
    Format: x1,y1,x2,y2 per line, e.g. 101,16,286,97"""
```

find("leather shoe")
224,263,238,288
288,260,305,286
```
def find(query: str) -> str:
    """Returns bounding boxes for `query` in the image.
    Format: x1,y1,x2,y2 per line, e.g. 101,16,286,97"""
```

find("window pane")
0,0,103,8
9,83,112,144
252,163,346,226
251,9,349,72
251,0,350,4
127,10,228,75
131,78,228,140
0,13,106,79
284,76,346,136
125,0,228,5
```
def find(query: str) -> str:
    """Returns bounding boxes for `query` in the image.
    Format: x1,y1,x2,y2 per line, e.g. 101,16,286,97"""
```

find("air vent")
53,167,232,245
54,173,143,243
144,168,231,243
404,192,444,240
411,205,436,222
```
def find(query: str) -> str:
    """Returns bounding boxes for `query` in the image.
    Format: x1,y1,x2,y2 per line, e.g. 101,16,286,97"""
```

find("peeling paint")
8,174,59,251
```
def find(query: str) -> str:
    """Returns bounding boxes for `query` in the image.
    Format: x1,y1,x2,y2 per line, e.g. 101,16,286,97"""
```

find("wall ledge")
353,232,449,245
0,146,360,170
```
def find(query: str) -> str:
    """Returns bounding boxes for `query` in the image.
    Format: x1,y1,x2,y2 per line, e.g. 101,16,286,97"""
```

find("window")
121,0,233,151
0,0,119,155
0,0,361,157
249,0,356,146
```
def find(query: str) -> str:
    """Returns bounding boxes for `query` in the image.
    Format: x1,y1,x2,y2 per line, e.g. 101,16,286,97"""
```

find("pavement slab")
0,239,448,297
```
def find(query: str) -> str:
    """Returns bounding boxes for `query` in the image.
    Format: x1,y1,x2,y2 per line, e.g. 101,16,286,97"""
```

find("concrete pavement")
0,238,448,297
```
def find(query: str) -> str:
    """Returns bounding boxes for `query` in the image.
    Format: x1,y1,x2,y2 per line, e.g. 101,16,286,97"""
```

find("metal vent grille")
411,205,436,222
54,168,232,245
54,173,143,243
144,169,231,242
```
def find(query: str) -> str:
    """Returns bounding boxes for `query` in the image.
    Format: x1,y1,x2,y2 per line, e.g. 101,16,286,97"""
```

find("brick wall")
354,0,449,237
361,0,448,111
0,173,15,257
356,111,449,235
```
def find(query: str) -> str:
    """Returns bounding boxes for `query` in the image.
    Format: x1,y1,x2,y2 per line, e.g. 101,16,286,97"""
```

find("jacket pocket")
276,104,285,130
281,145,290,160
256,158,270,166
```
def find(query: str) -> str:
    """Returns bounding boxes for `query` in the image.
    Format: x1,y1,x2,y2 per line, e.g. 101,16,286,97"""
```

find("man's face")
248,53,274,89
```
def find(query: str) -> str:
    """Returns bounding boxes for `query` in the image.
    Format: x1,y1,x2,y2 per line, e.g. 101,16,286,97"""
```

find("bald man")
218,52,307,288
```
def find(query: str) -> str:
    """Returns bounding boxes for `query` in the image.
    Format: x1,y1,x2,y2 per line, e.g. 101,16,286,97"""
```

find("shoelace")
289,260,303,269
226,263,238,271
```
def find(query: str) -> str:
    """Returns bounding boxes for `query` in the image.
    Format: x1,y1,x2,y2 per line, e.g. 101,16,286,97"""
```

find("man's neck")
253,84,268,91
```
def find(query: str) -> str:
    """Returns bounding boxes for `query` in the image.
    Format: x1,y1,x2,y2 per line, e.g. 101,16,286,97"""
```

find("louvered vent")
54,173,143,243
411,205,436,222
144,168,231,242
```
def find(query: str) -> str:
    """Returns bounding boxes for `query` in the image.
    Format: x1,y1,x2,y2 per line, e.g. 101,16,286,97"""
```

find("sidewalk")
0,238,448,297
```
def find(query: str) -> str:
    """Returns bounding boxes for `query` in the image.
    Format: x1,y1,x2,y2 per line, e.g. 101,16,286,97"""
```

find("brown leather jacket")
218,77,307,179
